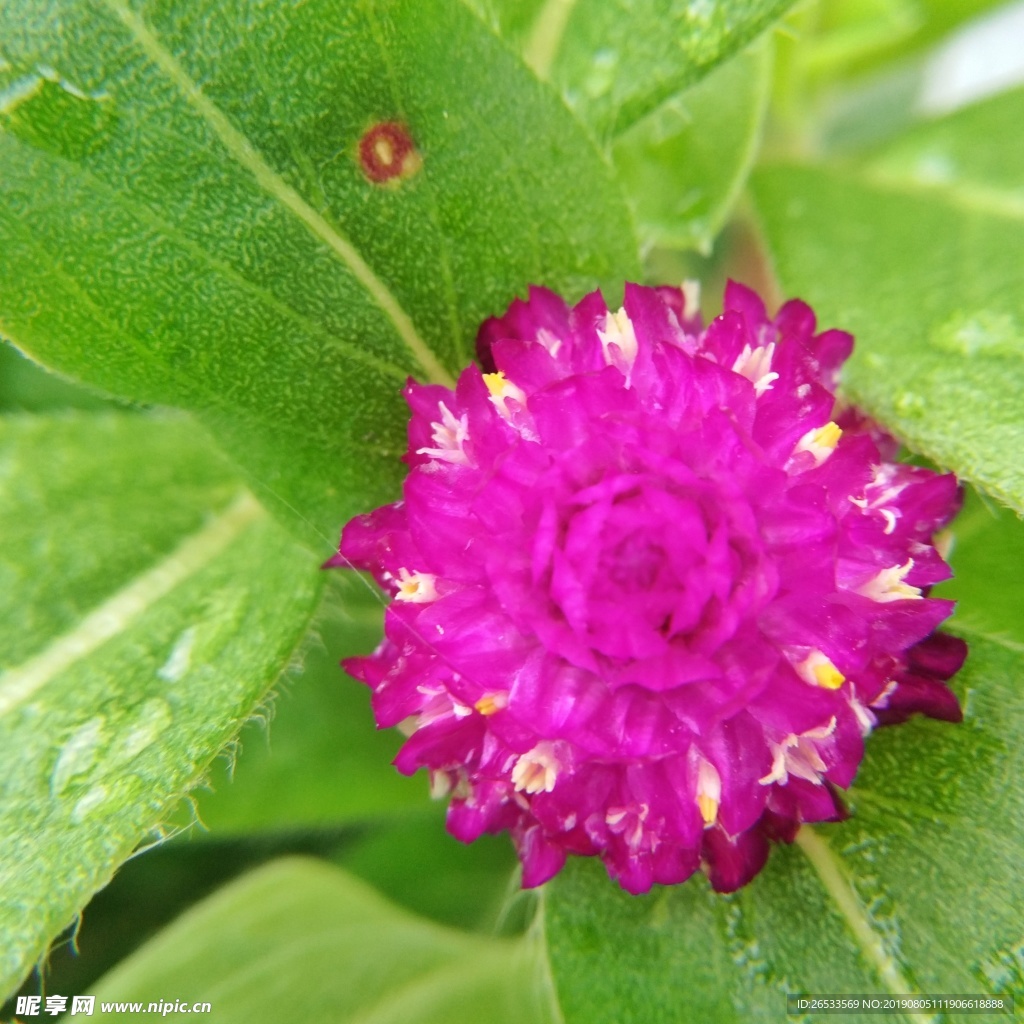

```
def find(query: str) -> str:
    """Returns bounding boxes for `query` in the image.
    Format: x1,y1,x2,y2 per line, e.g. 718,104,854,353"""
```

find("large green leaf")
472,0,795,141
467,0,789,255
753,86,1024,512
0,414,322,1000
0,0,638,547
544,488,1024,1020
613,39,773,254
90,857,558,1024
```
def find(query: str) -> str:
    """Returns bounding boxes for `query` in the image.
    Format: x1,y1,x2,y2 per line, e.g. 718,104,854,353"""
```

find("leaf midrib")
524,0,581,81
762,159,1024,223
362,2,469,366
0,491,262,719
795,827,936,1024
0,128,412,384
98,0,456,387
861,168,1024,223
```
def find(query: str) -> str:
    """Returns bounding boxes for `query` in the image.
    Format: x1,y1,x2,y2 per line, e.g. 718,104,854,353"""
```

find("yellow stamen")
483,371,508,398
697,793,719,827
798,651,846,690
482,371,527,421
814,422,842,448
794,421,843,466
814,660,846,689
695,755,721,828
597,307,639,378
681,279,701,321
474,692,507,716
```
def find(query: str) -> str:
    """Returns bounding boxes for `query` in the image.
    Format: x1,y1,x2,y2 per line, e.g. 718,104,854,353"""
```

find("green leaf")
803,0,1012,82
0,341,118,413
545,488,1024,1021
90,857,559,1024
468,2,786,257
933,489,1024,646
336,811,518,932
0,414,322,1000
475,0,795,141
612,40,773,253
752,86,1024,512
0,0,638,548
181,575,427,836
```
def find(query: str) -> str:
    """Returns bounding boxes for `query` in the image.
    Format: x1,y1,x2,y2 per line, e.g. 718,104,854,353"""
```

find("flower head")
331,281,965,894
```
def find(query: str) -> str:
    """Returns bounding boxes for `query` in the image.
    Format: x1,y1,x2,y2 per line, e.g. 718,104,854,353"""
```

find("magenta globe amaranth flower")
331,281,966,894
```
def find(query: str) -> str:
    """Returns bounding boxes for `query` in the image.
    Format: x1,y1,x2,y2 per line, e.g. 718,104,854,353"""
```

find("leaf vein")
795,827,936,1024
839,165,1024,224
99,0,455,387
363,2,468,364
0,492,263,718
1,130,410,383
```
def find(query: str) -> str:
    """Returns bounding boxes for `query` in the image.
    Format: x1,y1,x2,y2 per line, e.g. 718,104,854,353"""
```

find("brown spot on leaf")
358,121,422,185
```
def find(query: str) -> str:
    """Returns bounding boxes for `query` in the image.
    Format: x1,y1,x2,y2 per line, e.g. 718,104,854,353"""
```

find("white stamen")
880,508,899,534
681,279,701,321
849,692,877,737
597,307,639,381
732,341,779,397
605,807,628,828
536,327,563,358
871,680,898,709
417,401,470,465
429,770,452,799
511,741,560,795
856,560,921,603
605,802,649,852
394,567,438,604
759,719,836,787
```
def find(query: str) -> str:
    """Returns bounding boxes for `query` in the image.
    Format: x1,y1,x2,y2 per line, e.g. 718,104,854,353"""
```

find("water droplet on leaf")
583,50,618,100
71,783,109,823
158,627,196,683
933,311,1021,358
115,698,172,763
894,390,926,416
51,716,107,796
